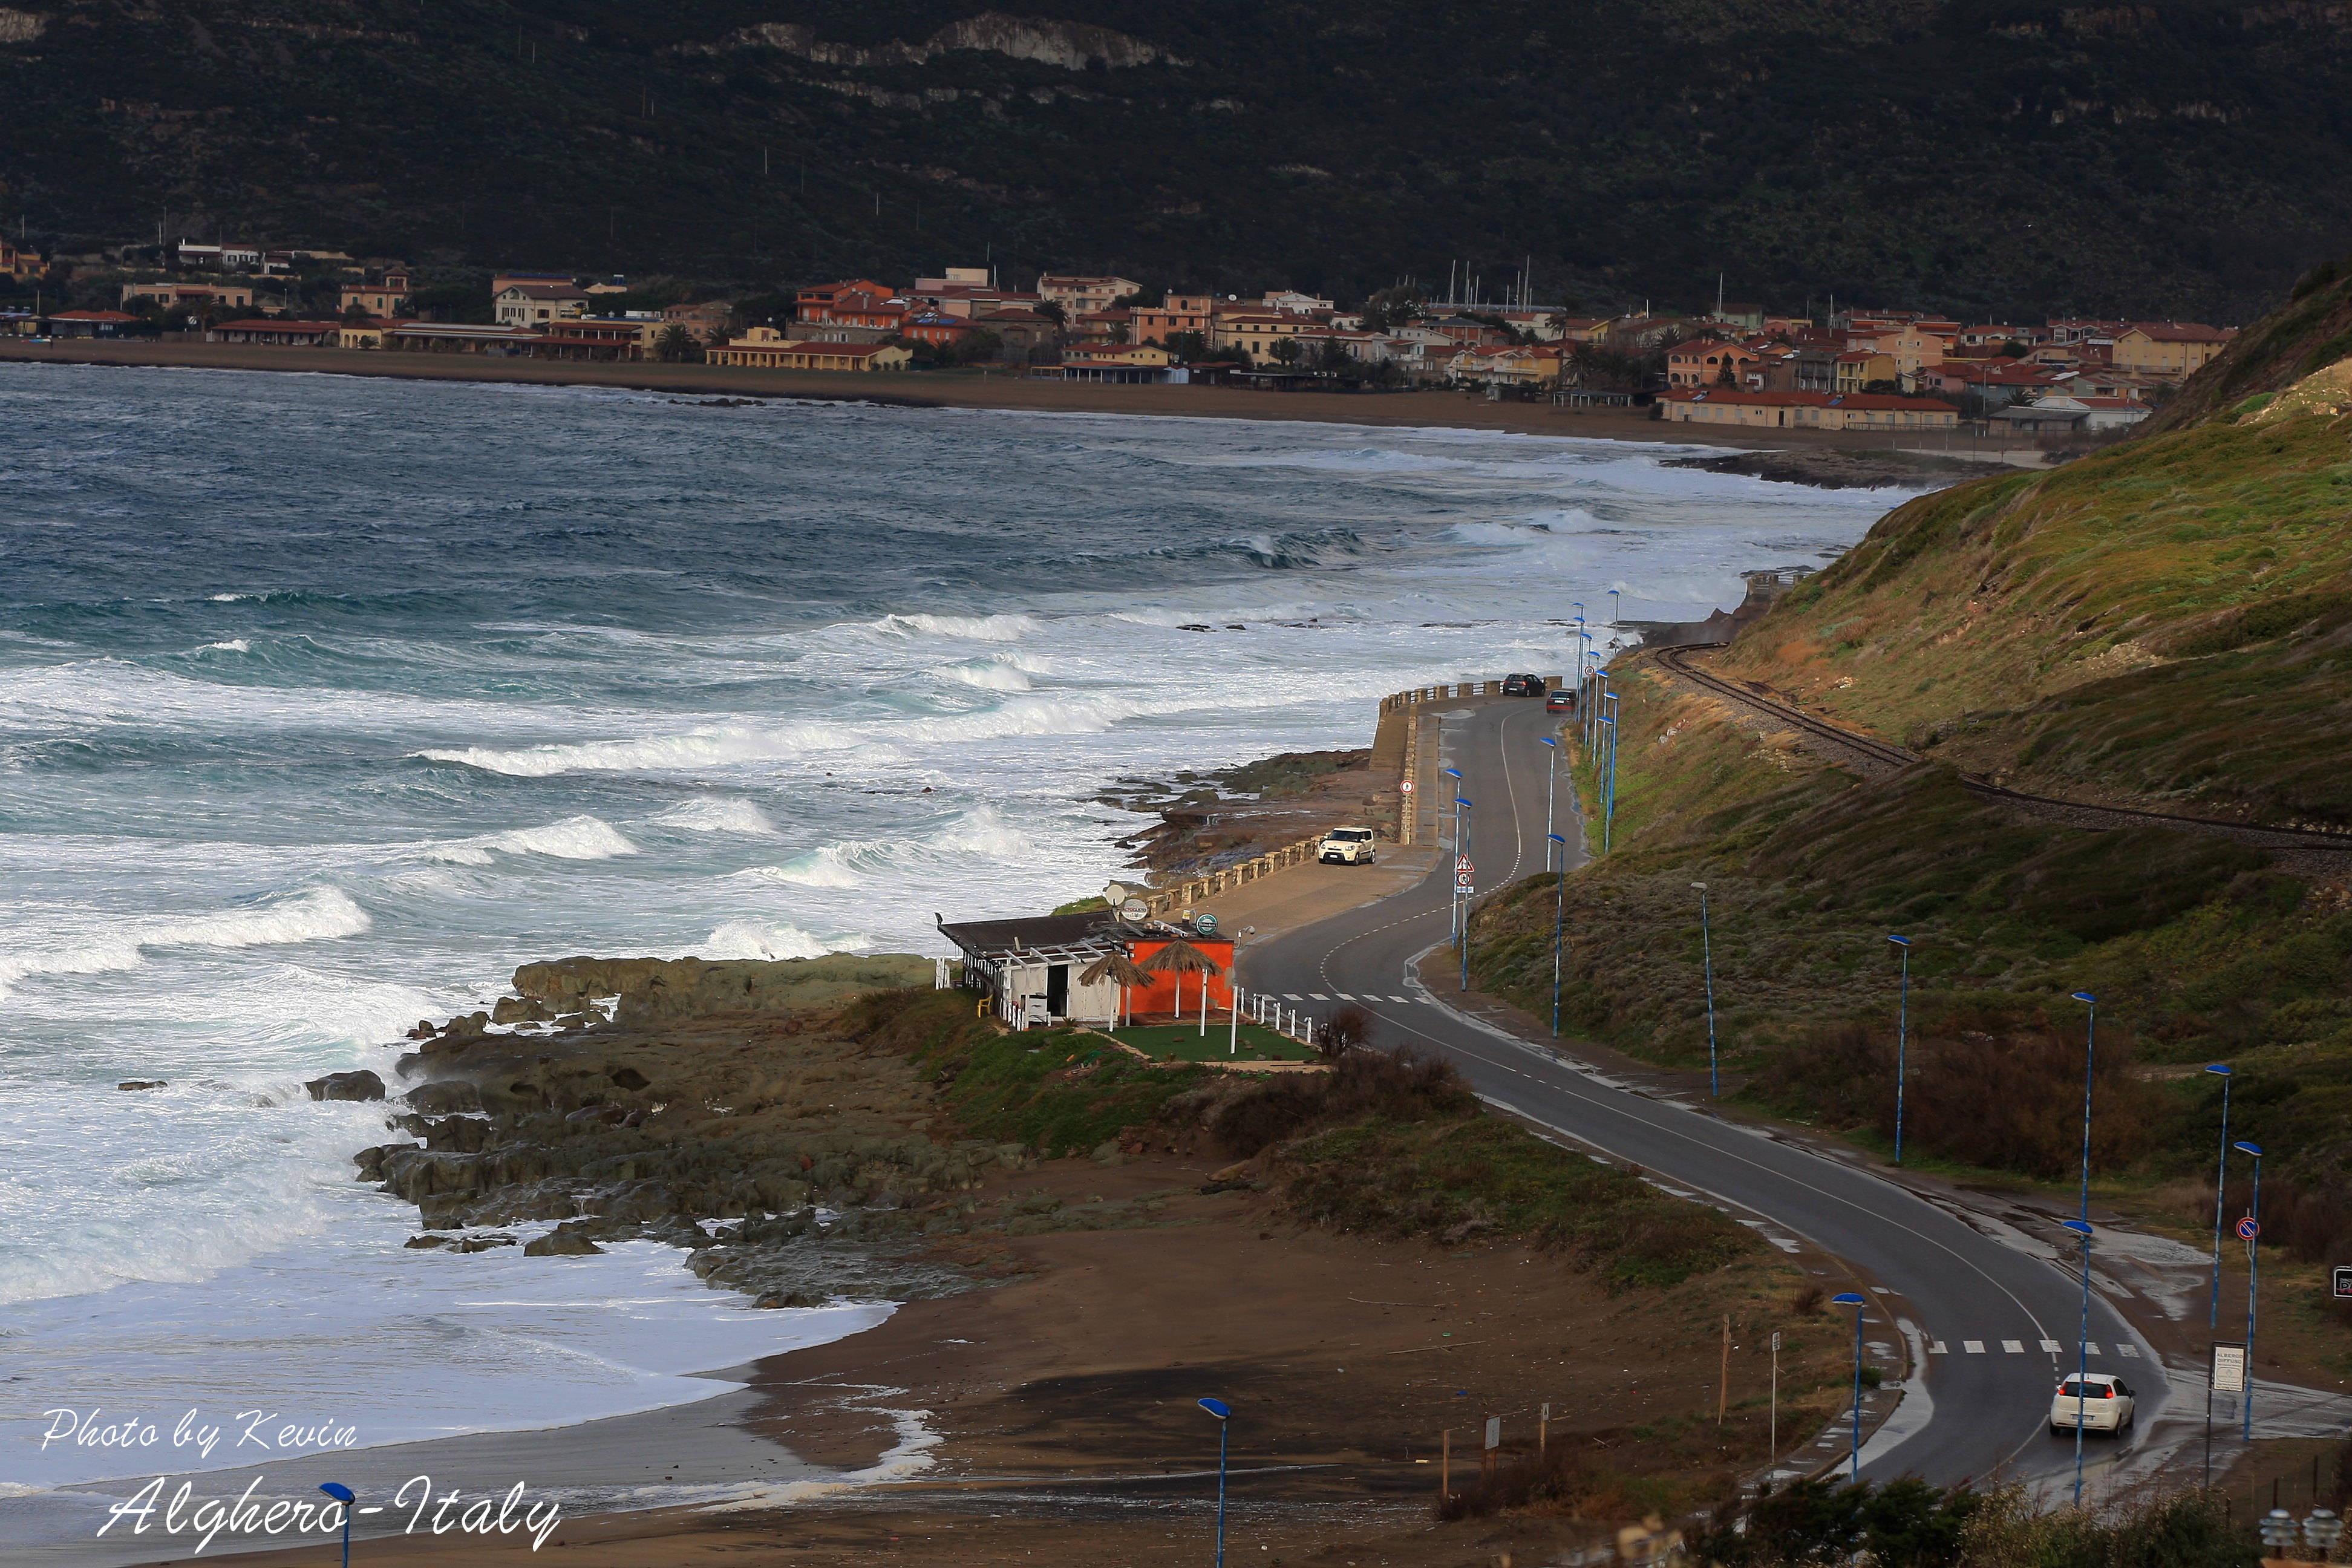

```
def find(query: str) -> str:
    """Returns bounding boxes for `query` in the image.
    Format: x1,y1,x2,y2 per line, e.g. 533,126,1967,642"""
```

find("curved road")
1241,694,2152,1492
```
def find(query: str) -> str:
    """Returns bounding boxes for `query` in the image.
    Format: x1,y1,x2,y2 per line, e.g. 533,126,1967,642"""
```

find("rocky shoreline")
1659,445,1991,489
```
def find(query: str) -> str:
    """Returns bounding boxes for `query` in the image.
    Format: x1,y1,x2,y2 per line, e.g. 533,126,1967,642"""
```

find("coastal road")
1240,694,2158,1494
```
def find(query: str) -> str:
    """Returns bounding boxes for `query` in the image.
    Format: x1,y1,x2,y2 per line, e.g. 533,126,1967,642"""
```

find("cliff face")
8,0,2352,315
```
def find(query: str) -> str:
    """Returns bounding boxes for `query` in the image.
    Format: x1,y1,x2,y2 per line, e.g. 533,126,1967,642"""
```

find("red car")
1546,690,1576,713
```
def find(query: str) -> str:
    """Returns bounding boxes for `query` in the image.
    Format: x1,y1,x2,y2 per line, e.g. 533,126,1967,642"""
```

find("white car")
1318,827,1376,865
2050,1372,2135,1436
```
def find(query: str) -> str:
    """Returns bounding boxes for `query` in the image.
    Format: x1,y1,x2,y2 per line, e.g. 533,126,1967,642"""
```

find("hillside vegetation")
1466,260,2352,1258
8,1,2352,316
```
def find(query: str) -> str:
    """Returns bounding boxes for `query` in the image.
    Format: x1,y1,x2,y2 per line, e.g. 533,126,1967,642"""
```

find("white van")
1319,827,1376,865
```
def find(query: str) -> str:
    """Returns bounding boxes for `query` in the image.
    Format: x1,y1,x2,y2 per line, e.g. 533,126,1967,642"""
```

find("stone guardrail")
1135,673,1566,907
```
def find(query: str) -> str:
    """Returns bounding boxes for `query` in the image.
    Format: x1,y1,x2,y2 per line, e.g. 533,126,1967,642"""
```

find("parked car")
2050,1373,2135,1436
1318,826,1376,865
1546,690,1576,713
1501,673,1546,696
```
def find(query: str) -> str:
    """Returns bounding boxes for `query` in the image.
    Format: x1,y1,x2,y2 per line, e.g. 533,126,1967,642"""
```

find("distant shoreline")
0,339,2025,460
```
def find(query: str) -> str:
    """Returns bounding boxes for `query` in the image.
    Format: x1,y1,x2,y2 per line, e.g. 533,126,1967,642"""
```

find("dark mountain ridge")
4,0,2351,316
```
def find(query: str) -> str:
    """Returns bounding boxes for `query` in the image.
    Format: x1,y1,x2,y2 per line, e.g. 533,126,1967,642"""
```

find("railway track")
1650,642,2352,865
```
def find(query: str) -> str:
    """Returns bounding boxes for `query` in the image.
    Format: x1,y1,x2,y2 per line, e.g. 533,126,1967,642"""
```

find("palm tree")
1139,939,1224,1035
1079,949,1152,1030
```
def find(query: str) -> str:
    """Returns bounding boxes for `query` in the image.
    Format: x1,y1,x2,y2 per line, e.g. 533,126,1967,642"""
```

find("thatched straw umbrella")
1079,949,1153,1030
1138,938,1224,1035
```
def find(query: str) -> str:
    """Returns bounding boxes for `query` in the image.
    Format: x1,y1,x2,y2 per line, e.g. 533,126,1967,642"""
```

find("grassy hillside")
1465,266,2352,1253
7,0,2352,316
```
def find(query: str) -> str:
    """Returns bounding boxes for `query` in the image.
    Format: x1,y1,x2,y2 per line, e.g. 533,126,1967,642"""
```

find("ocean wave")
930,803,1033,858
935,658,1033,691
0,887,372,999
872,612,1038,642
651,799,781,835
198,639,252,653
736,847,863,889
701,920,871,960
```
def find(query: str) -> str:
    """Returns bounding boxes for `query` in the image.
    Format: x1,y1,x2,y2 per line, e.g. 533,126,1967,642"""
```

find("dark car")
1546,690,1576,713
1501,673,1545,696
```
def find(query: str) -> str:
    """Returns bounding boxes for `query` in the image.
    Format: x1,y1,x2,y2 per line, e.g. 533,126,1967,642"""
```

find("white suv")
2050,1373,2135,1436
1318,827,1376,865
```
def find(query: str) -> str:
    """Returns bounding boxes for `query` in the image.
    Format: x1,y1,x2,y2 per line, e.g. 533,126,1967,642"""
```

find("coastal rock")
510,952,931,1026
116,1080,167,1091
1091,1138,1126,1166
306,1070,386,1102
403,1234,450,1249
353,1142,418,1182
523,1224,604,1257
457,1233,517,1253
492,996,551,1024
406,1079,482,1114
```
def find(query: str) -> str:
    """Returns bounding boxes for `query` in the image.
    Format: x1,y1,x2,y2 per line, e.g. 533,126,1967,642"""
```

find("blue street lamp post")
1541,735,1560,861
1608,587,1620,630
1889,936,1911,1162
2062,1220,2093,1507
1198,1398,1232,1568
1442,766,1465,949
2238,1142,2264,1442
1549,833,1568,1037
2206,1063,2233,1327
1693,882,1718,1098
1832,1293,1867,1480
1601,693,1620,854
1455,796,1473,990
2071,992,2097,1223
318,1484,355,1568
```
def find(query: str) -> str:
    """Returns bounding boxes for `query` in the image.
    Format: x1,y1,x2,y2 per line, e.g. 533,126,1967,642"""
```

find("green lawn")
1106,1022,1322,1064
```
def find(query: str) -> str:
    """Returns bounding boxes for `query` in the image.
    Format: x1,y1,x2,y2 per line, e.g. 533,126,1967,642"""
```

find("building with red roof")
1658,387,1958,431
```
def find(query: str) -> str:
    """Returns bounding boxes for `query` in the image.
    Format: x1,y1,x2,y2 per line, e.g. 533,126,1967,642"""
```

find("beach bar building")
937,911,1233,1027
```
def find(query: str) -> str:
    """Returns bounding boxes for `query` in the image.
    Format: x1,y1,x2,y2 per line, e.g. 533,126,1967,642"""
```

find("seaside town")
0,234,2236,440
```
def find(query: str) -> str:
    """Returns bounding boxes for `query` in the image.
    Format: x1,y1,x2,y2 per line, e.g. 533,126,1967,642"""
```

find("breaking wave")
0,887,373,999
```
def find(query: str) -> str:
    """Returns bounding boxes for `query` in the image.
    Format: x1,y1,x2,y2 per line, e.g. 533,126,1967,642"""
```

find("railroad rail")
1649,643,2352,863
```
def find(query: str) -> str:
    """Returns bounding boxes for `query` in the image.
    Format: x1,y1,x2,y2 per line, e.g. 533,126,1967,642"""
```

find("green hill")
1464,266,2352,1244
6,0,2352,315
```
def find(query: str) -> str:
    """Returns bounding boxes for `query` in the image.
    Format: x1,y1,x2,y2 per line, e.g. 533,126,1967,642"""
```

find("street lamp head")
1443,767,1463,779
1690,881,1707,891
2235,1142,2264,1157
319,1483,355,1504
1547,833,1567,844
1887,934,1910,947
2060,1219,2092,1238
1454,797,1471,806
1541,736,1559,748
1197,1397,1231,1422
1831,1292,1866,1307
2071,991,2096,1004
2204,1063,2233,1076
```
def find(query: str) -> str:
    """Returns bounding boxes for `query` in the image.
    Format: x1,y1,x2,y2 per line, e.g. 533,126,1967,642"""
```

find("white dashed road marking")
1929,1341,1948,1355
2040,1339,2061,1353
2002,1341,2025,1354
1964,1341,1985,1354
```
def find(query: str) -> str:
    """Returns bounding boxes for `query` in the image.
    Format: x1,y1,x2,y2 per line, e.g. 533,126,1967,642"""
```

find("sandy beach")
0,338,2025,459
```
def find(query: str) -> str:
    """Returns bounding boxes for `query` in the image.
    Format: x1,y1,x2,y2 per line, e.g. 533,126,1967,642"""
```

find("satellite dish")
1194,913,1219,936
1119,898,1148,921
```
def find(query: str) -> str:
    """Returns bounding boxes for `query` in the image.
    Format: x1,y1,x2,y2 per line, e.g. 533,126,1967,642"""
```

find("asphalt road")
1241,694,2154,1492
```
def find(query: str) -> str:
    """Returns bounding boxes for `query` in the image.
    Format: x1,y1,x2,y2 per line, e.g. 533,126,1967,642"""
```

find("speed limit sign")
1399,779,1415,794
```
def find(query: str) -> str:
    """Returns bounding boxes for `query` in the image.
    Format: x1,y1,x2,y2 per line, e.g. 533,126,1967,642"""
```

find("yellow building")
704,326,913,371
1658,388,1958,431
1214,310,1312,362
2110,323,2235,378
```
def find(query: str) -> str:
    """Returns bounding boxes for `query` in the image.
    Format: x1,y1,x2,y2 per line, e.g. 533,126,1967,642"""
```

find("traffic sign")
1399,779,1415,794
2236,1217,2261,1241
1455,855,1475,873
2334,1266,2352,1298
1455,872,1475,892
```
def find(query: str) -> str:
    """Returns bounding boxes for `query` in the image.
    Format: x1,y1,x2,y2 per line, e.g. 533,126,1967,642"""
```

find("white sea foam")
198,638,252,652
652,798,782,835
0,887,371,999
423,815,639,861
930,804,1032,858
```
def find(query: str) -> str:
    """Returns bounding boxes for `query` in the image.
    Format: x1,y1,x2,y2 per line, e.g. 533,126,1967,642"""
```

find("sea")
0,363,1909,1530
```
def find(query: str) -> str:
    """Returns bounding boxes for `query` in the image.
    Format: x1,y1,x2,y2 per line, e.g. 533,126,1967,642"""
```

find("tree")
1317,1005,1373,1060
1999,339,2028,358
1360,284,1428,333
1034,298,1067,327
342,298,373,325
961,327,1004,363
653,323,700,362
1270,336,1302,367
1310,336,1354,376
1166,328,1207,362
1716,352,1739,385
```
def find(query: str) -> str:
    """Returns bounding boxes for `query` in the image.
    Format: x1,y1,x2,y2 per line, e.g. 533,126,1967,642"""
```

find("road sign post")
2210,1341,2247,1485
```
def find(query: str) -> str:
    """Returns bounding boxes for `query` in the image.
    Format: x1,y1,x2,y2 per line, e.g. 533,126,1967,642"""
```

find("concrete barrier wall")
1136,672,1562,906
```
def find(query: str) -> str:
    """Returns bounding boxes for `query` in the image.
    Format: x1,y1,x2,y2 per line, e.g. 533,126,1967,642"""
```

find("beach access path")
0,338,2042,459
